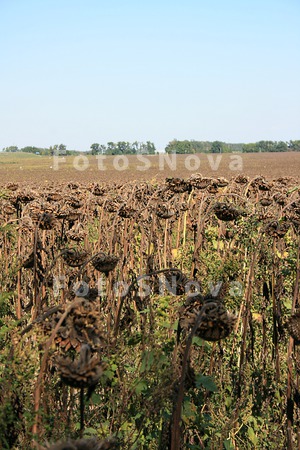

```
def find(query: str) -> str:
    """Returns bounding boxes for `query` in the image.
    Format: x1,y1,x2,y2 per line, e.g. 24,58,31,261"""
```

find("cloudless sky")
0,0,299,151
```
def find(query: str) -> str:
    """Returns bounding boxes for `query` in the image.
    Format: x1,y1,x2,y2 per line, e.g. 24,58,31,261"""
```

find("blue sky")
0,0,299,151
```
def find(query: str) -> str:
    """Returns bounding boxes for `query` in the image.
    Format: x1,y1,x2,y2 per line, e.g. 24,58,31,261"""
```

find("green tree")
289,140,300,151
90,143,100,155
274,141,288,152
58,144,67,154
138,141,156,154
242,143,259,153
145,141,156,154
256,141,275,152
106,142,117,155
190,141,211,153
3,146,19,152
210,141,224,153
116,141,132,154
165,139,193,154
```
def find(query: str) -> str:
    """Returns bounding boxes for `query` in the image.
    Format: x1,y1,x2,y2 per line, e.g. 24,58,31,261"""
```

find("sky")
0,0,299,152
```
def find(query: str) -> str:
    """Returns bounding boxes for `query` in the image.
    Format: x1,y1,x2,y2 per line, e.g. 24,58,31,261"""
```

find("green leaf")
103,369,115,380
83,427,98,436
171,320,179,330
247,426,258,445
195,374,218,392
160,320,172,328
91,393,102,404
140,350,154,372
283,298,292,309
225,396,232,408
223,438,235,450
135,380,148,394
192,336,211,349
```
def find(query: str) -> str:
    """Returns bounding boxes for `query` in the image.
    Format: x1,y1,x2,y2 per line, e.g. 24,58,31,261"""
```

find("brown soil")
0,152,299,187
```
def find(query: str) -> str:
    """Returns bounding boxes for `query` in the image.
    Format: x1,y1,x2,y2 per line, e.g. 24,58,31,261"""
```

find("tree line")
2,139,300,155
89,141,156,155
1,144,78,156
165,139,300,153
1,141,157,155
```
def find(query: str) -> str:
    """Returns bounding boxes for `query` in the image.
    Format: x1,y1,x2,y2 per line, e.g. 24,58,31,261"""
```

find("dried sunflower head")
179,299,237,342
43,299,106,351
213,203,241,222
156,203,175,219
163,269,191,296
286,311,300,344
91,254,119,276
55,344,106,390
62,249,89,267
265,220,290,238
165,177,190,193
234,175,249,184
118,204,137,218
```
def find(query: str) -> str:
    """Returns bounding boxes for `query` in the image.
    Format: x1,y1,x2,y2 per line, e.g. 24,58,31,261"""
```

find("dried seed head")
188,175,212,189
286,311,300,344
165,177,190,193
62,249,89,267
234,175,249,184
265,220,290,238
44,300,106,351
163,269,191,296
55,344,106,390
156,203,175,219
216,177,229,187
213,203,241,221
91,254,119,276
118,204,137,218
179,299,237,342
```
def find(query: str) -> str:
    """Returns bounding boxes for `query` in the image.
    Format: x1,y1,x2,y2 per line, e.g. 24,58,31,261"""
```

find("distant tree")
102,141,156,155
3,146,19,152
145,141,156,154
116,141,132,154
90,143,100,155
132,141,140,154
165,139,178,153
255,141,275,152
190,141,211,153
138,141,156,154
58,144,67,154
99,144,107,154
289,140,300,151
165,139,193,154
242,143,258,153
274,141,288,152
51,144,67,155
106,142,117,155
226,143,244,152
210,141,224,153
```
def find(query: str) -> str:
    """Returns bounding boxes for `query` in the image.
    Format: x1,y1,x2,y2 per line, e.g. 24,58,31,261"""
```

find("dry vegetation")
1,153,300,449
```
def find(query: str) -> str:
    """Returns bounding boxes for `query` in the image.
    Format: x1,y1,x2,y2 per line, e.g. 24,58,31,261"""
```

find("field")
1,152,300,449
0,151,300,185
